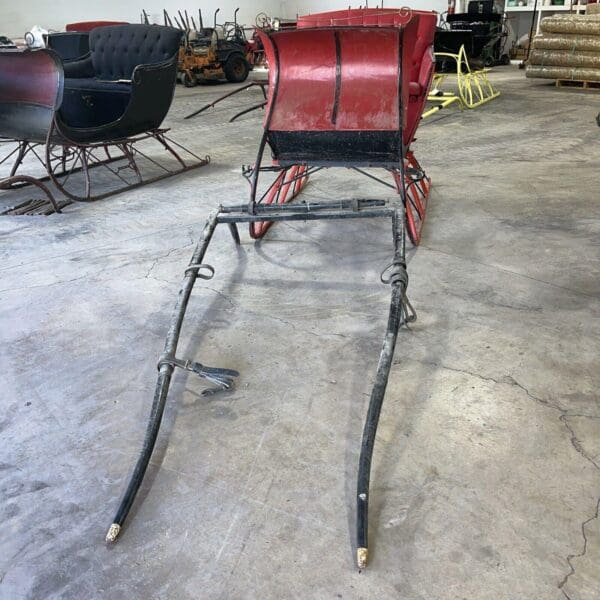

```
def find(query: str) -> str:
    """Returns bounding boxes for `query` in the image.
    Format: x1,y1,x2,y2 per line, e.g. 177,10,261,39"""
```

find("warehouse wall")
1,1,282,39
280,0,448,20
2,1,449,43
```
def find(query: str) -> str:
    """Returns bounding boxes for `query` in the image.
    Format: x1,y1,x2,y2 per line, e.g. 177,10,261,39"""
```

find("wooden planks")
555,78,600,89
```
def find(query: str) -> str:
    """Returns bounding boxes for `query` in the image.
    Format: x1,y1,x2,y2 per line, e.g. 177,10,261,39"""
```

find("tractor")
162,8,252,86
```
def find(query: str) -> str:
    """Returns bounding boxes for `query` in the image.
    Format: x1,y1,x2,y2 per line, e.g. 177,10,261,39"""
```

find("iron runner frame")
0,128,209,215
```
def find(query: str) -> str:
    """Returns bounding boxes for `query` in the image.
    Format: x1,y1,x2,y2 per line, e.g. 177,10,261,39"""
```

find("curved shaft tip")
105,523,121,543
357,547,368,569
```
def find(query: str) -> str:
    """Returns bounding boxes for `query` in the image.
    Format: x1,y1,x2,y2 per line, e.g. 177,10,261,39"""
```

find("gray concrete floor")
1,68,599,599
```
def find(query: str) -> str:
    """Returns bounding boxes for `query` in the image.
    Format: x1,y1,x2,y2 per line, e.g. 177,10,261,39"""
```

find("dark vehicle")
437,0,510,69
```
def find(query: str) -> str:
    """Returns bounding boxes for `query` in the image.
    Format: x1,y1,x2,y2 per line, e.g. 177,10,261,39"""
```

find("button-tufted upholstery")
52,24,182,142
89,24,182,80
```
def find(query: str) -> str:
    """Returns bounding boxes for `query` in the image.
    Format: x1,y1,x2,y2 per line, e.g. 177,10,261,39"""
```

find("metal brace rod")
217,208,395,224
219,198,386,214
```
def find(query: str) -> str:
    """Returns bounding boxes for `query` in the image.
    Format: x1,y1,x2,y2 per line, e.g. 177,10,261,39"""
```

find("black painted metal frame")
184,81,268,122
106,197,415,570
1,129,209,213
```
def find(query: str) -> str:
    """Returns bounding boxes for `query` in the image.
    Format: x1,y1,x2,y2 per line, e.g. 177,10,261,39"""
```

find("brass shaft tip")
357,547,368,569
105,523,121,543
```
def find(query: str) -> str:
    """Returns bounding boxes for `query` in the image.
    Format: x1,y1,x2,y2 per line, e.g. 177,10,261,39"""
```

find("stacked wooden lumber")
587,4,600,16
526,14,600,83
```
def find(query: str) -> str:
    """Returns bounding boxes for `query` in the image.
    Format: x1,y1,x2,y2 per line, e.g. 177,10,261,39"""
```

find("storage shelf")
505,4,588,11
504,0,590,37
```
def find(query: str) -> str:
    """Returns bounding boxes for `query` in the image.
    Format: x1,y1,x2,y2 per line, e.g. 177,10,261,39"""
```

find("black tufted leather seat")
89,24,182,81
46,32,90,62
56,24,182,142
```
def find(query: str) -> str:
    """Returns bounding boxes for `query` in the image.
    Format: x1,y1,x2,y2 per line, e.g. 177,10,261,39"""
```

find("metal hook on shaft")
157,356,239,393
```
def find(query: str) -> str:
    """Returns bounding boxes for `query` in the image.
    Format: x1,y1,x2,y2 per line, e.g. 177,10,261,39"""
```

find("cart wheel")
224,55,250,83
483,55,494,68
183,72,197,87
255,12,271,29
500,54,510,66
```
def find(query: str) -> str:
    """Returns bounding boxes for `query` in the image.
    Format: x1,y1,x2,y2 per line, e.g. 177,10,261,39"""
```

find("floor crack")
560,416,600,472
253,310,353,341
204,286,237,308
402,358,600,594
143,231,195,280
558,498,600,592
419,244,596,300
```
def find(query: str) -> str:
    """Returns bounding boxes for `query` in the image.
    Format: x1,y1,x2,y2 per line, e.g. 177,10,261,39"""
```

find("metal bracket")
157,356,239,394
380,260,416,326
241,164,254,182
380,260,409,288
184,263,215,279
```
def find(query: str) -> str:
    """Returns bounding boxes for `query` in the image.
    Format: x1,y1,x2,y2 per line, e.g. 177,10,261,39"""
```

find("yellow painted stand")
427,45,500,113
422,91,463,119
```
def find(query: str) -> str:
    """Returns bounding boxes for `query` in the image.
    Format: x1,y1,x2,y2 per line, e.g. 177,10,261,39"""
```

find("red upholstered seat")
405,11,436,145
297,7,415,28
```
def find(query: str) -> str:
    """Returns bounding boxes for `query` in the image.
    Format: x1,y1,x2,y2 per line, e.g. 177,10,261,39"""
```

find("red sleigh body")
248,8,436,244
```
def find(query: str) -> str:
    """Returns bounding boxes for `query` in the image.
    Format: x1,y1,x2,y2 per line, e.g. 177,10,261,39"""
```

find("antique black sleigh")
0,24,208,214
106,8,436,568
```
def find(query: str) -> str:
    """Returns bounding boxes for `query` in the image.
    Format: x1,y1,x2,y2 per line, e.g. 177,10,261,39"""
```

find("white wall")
1,1,282,39
279,0,449,20
2,1,452,40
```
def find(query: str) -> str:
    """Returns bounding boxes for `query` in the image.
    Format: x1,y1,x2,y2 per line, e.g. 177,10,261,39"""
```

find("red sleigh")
247,7,436,244
107,9,438,569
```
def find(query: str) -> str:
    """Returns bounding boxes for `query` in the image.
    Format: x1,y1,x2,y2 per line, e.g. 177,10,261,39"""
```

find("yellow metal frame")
422,91,463,119
428,45,500,111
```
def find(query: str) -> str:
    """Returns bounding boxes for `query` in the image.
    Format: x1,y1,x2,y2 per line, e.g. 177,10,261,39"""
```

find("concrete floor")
1,68,599,599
